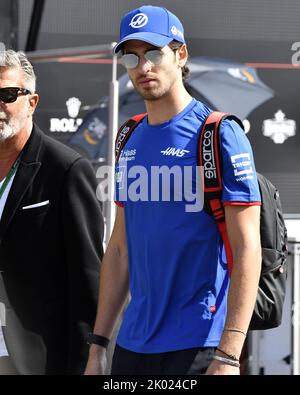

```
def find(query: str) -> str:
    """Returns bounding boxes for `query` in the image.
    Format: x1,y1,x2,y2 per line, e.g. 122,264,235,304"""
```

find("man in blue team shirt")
85,5,261,375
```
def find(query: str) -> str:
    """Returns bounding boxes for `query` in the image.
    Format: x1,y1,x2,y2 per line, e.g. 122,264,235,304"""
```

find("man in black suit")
0,49,104,374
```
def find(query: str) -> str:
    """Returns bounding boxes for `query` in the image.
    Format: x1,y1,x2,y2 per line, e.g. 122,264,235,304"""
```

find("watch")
87,333,110,348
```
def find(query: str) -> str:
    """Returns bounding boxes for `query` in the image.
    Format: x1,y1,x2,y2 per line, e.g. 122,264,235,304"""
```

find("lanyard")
0,157,21,200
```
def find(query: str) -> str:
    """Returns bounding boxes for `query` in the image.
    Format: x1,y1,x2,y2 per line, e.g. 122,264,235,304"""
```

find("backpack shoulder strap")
198,111,244,274
115,113,147,162
198,111,244,201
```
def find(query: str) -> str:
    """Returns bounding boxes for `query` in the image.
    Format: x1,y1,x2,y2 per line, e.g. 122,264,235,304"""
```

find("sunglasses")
121,48,176,69
0,87,31,103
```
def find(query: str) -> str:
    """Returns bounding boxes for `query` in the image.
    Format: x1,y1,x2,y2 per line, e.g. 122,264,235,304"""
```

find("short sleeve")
220,119,261,205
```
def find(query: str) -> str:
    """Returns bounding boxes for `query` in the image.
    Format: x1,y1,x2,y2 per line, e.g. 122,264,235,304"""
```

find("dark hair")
168,40,190,82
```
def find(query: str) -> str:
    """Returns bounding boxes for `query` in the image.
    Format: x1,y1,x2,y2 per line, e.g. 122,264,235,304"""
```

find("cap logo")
129,13,148,29
171,25,184,40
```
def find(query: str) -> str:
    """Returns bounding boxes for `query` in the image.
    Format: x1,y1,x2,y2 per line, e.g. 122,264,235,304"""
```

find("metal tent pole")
104,43,119,247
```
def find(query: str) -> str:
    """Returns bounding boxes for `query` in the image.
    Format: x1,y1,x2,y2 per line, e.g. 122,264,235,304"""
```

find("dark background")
1,0,299,213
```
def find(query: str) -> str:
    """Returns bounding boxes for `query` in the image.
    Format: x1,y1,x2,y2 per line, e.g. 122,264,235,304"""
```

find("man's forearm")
92,243,129,340
218,245,262,357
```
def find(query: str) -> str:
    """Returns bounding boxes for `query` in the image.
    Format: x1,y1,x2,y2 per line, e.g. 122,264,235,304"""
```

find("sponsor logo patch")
171,25,184,40
231,153,254,181
129,13,148,29
120,149,136,161
160,147,190,157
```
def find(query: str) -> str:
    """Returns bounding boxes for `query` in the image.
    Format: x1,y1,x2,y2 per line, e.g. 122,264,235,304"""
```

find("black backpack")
115,111,289,330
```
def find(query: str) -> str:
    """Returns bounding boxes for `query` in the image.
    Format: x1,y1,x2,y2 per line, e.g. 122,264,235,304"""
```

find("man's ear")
177,44,188,68
28,94,39,116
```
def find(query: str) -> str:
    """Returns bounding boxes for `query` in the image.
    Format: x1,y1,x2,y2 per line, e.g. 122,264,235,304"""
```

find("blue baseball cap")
114,5,185,53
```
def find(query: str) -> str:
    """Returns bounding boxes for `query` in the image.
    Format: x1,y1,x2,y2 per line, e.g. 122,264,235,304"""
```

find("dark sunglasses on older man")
0,87,31,103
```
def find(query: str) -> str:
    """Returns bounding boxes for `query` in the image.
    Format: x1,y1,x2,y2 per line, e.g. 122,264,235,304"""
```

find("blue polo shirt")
115,99,260,353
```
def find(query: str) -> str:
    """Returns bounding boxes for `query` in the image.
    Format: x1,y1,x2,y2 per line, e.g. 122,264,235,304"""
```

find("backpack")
115,111,288,330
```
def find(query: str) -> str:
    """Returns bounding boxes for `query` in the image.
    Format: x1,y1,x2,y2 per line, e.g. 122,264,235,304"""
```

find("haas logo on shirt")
161,147,190,157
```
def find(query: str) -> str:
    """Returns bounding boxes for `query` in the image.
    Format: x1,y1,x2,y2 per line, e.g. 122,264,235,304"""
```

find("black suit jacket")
0,125,104,374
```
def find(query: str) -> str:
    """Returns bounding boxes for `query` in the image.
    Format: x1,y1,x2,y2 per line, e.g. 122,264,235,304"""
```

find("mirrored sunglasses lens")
144,50,163,65
122,54,139,69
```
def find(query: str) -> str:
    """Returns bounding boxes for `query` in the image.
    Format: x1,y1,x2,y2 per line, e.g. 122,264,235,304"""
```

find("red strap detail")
201,112,245,276
209,199,224,220
131,113,147,122
210,199,222,211
213,117,223,191
210,199,233,275
205,111,228,124
115,113,147,162
217,220,233,275
199,112,227,194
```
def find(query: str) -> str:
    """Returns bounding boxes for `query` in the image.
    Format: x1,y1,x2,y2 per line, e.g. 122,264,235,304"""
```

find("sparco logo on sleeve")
129,13,148,28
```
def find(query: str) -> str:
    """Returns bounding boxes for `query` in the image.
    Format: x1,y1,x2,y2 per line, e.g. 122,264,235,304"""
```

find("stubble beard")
0,109,28,143
132,74,177,102
133,82,162,101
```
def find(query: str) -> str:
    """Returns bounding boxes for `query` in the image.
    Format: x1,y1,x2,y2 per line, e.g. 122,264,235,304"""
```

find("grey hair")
0,49,36,93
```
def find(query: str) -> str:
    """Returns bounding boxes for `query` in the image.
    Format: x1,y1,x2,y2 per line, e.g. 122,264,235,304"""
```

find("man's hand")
205,359,240,375
84,345,107,375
